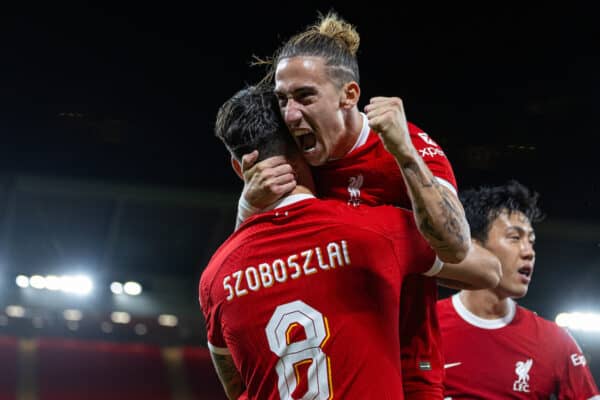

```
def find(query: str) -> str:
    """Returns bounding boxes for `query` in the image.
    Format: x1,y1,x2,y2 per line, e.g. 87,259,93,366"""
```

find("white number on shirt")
265,300,332,400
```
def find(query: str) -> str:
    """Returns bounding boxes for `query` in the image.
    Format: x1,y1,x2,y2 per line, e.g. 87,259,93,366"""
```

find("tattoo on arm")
401,161,467,248
210,352,244,400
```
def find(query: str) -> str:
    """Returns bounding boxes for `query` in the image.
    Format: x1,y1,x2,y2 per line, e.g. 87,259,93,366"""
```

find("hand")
241,151,297,209
364,97,413,158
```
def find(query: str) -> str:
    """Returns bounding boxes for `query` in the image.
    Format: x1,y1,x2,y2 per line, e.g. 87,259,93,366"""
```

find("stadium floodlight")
158,314,178,327
555,312,600,332
63,309,83,321
16,275,29,288
123,281,142,296
30,275,46,290
111,311,131,324
6,305,25,318
60,275,93,295
110,282,123,294
45,275,61,291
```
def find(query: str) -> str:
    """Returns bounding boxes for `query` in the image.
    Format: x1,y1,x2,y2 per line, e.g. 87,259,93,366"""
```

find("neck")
459,289,512,319
267,185,314,211
332,108,364,159
289,185,313,196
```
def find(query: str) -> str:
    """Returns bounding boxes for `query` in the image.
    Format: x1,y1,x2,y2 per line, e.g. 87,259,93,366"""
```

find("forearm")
394,149,470,263
210,351,245,400
436,242,502,289
437,277,480,290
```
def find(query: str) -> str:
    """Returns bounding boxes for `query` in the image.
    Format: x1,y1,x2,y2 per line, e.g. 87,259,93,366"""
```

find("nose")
521,240,535,260
284,99,302,127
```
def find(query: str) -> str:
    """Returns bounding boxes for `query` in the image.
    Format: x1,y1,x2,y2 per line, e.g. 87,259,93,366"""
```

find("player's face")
275,56,348,166
483,210,536,299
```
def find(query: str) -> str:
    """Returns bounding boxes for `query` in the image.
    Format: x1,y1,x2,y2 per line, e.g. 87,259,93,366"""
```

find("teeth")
518,268,531,277
297,132,316,152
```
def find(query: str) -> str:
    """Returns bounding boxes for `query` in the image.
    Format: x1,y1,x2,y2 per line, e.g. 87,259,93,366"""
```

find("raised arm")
365,97,470,264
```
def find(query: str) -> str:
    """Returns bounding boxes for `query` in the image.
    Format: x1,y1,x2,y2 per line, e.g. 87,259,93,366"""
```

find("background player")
437,180,599,399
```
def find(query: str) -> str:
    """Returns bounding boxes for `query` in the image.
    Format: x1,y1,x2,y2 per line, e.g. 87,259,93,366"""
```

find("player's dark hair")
460,180,544,242
215,85,298,162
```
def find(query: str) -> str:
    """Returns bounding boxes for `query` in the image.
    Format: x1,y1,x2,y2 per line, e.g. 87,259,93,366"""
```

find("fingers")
366,105,395,122
252,166,296,189
264,174,297,196
241,157,296,209
364,96,405,114
365,96,407,129
241,150,259,172
243,157,293,181
243,154,289,173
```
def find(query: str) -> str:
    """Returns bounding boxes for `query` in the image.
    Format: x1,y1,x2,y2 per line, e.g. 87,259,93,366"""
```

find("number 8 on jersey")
266,300,333,399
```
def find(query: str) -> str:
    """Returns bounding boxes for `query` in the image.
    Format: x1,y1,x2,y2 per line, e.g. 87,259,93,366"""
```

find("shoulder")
436,296,459,324
345,203,419,238
436,296,453,312
521,307,577,345
407,122,439,145
199,230,250,298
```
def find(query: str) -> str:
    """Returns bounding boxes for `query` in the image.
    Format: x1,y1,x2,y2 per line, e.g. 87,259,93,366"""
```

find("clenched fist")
364,97,415,159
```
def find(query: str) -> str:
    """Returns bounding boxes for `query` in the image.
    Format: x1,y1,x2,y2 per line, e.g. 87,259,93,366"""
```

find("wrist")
238,196,261,223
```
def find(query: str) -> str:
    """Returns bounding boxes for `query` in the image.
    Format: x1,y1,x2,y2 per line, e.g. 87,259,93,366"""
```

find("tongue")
300,133,316,151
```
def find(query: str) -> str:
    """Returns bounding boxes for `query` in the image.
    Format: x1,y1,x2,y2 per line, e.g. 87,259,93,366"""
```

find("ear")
230,157,244,181
340,81,360,109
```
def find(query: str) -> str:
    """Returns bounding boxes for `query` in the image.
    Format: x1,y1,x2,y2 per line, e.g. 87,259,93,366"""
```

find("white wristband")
236,196,261,227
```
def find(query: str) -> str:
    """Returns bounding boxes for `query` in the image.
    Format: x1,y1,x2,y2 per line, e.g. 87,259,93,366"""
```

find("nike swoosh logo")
444,362,462,369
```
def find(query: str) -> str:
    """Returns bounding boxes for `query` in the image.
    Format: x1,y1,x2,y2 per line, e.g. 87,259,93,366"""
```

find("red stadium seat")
37,338,171,400
182,346,228,399
0,336,19,400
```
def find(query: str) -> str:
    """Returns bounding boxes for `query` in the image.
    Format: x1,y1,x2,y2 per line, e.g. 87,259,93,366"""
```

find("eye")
295,90,317,105
276,95,287,107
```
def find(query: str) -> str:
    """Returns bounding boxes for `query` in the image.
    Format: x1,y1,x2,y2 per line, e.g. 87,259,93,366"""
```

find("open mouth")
295,132,317,153
518,266,532,278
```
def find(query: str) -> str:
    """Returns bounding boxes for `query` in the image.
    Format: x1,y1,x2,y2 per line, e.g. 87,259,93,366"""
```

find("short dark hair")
460,180,544,242
215,85,298,162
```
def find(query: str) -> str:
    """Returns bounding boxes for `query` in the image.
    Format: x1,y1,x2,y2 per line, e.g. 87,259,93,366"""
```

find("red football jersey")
200,196,440,400
314,117,457,398
437,294,600,399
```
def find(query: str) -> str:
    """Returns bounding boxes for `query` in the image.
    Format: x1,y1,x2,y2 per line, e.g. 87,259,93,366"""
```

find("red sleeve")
554,327,599,399
199,270,229,354
408,122,458,191
371,205,438,275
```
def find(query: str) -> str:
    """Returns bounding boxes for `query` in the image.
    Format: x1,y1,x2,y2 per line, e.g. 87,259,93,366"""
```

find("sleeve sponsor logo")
418,132,439,147
419,147,446,158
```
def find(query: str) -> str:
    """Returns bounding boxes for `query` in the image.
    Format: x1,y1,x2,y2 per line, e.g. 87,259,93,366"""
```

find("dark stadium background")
0,3,598,397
